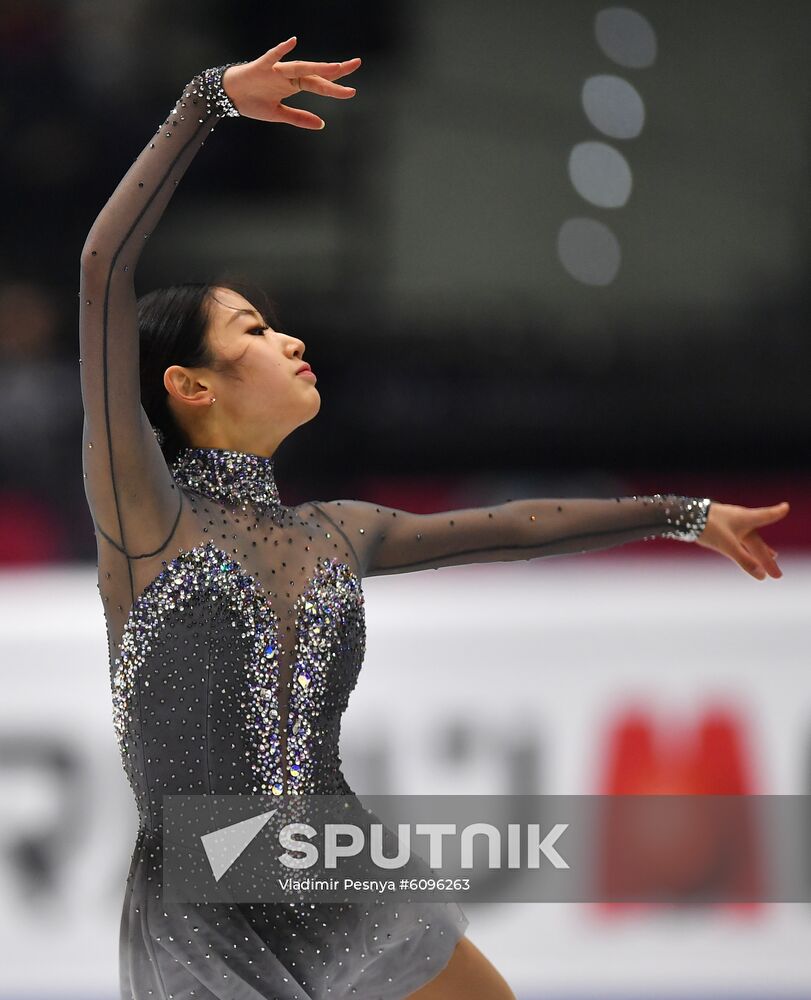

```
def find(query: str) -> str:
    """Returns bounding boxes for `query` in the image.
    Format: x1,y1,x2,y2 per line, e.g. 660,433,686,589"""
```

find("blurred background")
0,0,809,997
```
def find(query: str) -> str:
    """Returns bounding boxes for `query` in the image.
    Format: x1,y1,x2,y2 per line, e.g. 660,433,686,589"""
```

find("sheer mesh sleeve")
78,64,245,559
310,494,712,578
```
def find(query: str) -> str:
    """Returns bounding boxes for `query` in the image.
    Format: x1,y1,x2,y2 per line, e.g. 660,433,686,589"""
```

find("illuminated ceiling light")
582,74,645,139
595,7,657,69
568,141,633,208
557,218,621,286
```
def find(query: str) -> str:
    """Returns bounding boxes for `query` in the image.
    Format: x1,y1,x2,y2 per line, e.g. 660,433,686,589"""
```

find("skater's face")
164,286,320,455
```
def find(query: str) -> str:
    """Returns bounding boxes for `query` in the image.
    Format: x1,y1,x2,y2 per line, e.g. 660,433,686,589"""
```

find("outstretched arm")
312,494,712,576
313,494,790,581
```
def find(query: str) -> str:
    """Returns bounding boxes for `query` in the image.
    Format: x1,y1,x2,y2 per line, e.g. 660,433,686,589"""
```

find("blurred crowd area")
0,0,397,563
0,0,808,565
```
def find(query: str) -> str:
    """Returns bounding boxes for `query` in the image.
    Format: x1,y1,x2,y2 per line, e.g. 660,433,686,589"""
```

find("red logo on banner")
593,708,763,917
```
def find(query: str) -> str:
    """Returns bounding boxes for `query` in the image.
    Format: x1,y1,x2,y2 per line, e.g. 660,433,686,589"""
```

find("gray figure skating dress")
77,63,712,999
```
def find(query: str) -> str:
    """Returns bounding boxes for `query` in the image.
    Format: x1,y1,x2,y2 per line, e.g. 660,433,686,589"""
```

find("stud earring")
209,396,216,404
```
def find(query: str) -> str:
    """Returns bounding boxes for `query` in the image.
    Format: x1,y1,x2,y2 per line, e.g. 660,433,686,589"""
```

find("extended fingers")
274,103,327,130
300,74,357,98
748,501,790,526
258,36,299,62
277,57,362,81
734,541,768,580
743,533,782,579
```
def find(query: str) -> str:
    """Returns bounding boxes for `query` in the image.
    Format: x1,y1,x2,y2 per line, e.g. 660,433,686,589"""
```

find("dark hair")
138,278,281,463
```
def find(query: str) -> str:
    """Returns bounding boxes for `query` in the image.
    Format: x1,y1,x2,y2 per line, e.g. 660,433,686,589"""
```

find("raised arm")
78,64,245,558
78,39,361,561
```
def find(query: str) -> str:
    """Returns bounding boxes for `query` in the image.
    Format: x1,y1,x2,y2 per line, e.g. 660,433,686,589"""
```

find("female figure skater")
78,36,788,1000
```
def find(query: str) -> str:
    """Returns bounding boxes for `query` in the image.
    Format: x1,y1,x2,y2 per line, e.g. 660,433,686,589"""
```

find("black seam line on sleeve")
94,487,184,559
309,501,363,571
374,520,669,573
100,109,214,608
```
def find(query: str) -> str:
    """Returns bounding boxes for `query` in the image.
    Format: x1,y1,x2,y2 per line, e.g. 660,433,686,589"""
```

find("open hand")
695,500,790,580
220,37,361,128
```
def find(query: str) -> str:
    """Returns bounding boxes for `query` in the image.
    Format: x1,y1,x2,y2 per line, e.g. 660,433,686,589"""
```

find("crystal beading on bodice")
169,445,282,513
109,440,367,814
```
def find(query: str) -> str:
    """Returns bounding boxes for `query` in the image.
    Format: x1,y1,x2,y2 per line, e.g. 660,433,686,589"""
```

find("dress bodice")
108,446,366,830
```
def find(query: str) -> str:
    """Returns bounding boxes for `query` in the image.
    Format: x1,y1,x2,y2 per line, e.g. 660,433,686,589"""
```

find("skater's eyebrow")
226,308,264,326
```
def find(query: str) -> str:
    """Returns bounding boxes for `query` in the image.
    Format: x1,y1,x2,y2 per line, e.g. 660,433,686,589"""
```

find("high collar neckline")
169,446,282,512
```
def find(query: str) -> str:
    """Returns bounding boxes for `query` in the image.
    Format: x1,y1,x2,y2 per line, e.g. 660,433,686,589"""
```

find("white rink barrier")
0,556,809,998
